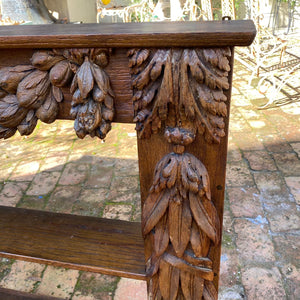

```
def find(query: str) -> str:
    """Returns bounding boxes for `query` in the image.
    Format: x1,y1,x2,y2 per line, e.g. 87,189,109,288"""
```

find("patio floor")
0,61,299,299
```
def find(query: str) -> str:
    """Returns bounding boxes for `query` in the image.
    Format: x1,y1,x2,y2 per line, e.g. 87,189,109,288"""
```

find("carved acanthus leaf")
0,48,114,140
143,152,220,245
128,48,231,143
142,129,220,299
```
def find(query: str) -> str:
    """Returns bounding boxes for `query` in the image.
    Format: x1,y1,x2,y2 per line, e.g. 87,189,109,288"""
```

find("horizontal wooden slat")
0,21,256,48
0,288,61,300
0,206,146,280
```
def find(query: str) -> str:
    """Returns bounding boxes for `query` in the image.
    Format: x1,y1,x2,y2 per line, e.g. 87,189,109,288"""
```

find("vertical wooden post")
129,47,234,299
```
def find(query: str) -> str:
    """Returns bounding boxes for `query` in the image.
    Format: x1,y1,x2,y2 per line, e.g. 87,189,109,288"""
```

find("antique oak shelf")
0,21,255,300
0,21,255,48
0,206,146,280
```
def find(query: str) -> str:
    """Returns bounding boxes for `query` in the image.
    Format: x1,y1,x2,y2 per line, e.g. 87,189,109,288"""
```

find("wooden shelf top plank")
0,206,146,280
0,20,256,48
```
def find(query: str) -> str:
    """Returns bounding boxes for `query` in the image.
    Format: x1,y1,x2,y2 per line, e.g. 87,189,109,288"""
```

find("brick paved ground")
0,61,299,299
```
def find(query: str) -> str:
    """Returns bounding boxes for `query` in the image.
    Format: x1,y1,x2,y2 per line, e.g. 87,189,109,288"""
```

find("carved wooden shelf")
0,21,255,299
0,21,255,48
0,206,145,280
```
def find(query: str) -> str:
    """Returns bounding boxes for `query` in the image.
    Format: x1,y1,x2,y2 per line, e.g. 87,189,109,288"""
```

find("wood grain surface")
0,21,256,48
0,288,62,300
136,48,235,298
0,206,146,280
0,20,255,299
0,48,134,123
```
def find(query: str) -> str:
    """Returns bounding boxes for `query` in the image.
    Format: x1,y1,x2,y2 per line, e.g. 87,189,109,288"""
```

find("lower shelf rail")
0,206,146,281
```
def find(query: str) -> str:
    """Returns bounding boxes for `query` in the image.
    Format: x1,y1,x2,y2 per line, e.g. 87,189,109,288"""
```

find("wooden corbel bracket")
0,20,255,300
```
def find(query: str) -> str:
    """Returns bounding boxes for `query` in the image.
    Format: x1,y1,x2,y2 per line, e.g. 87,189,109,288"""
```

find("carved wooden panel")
129,48,231,300
0,20,256,300
0,48,114,140
128,48,230,143
0,45,232,299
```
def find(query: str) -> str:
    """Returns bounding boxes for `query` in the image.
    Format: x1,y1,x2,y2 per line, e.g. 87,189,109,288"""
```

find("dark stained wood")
0,21,256,48
0,288,62,300
0,206,146,280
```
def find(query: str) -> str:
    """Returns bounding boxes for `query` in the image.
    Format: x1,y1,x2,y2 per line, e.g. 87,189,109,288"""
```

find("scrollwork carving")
0,48,114,140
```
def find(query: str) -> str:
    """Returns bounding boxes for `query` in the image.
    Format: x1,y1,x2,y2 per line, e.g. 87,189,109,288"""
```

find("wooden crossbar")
0,206,146,280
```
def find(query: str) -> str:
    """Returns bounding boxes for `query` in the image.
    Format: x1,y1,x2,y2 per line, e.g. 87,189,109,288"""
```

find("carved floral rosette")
0,48,115,140
128,47,231,300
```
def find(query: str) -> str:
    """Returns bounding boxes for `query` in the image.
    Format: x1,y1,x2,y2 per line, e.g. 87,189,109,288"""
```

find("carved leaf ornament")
128,47,231,143
129,48,231,300
0,48,114,139
142,128,220,300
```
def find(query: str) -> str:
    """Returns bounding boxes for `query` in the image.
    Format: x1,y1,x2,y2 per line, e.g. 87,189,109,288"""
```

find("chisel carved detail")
0,48,115,140
129,47,231,299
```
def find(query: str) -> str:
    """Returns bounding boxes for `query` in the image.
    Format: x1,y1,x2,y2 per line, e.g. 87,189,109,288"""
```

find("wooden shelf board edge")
0,206,147,281
0,288,62,300
0,252,146,281
0,20,256,48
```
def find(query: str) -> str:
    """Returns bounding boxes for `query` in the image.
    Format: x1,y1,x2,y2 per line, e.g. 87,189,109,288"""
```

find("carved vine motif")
0,48,114,140
142,127,220,300
128,47,231,143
